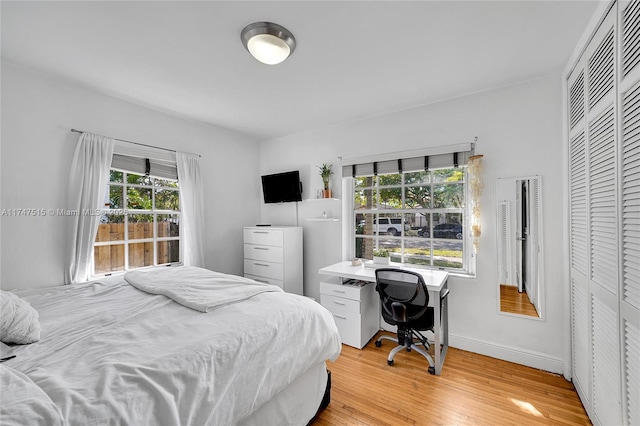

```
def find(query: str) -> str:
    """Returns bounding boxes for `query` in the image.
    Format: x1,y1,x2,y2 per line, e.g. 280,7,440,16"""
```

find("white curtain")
176,152,205,267
67,132,114,284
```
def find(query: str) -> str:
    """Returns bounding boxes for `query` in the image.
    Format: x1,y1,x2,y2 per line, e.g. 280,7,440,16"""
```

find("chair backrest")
375,268,429,324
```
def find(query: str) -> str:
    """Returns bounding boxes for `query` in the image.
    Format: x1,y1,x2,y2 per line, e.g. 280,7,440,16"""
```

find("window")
353,167,469,272
93,169,180,275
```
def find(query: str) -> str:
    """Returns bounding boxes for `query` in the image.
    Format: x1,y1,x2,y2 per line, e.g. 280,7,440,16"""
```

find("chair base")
375,332,436,375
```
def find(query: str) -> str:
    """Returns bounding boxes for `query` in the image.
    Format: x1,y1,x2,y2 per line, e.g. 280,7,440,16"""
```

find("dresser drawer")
243,244,283,263
243,228,284,246
320,281,364,301
243,259,284,280
321,294,361,314
244,274,284,290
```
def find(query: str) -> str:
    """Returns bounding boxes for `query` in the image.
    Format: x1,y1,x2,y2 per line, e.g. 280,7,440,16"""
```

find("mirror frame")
495,175,544,320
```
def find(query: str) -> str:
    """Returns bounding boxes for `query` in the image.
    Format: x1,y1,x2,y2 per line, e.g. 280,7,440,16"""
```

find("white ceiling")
1,1,599,141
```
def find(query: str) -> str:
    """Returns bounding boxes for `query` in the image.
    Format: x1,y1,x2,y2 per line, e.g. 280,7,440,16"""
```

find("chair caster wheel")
387,360,394,366
428,366,435,375
375,341,381,347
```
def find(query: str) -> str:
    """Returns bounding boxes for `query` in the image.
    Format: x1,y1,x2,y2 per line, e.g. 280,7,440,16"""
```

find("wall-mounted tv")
261,170,303,203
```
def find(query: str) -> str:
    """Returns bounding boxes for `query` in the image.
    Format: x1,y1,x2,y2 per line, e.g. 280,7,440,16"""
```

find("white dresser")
243,226,303,295
319,279,380,349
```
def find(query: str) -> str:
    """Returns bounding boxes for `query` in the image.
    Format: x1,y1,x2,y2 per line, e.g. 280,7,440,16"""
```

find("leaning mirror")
495,176,543,318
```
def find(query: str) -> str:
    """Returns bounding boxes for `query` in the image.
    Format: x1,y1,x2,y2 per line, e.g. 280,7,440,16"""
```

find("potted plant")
373,249,390,265
318,163,334,198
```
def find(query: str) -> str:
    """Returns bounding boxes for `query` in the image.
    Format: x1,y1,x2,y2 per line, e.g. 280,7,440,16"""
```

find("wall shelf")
307,217,340,222
303,198,340,202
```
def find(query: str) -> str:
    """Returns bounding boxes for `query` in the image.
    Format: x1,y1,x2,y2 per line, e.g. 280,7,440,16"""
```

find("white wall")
1,62,262,290
259,75,568,373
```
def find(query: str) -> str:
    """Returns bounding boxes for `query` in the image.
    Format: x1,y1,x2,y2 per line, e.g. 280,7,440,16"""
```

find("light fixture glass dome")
241,22,296,65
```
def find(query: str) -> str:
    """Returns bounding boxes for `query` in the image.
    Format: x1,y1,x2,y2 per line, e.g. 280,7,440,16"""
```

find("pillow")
0,290,40,344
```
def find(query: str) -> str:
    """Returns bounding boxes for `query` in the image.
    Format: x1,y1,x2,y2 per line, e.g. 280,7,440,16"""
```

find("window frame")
350,167,473,274
91,168,182,277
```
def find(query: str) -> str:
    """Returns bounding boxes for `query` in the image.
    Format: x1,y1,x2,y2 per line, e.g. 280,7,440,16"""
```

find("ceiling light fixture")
241,22,296,65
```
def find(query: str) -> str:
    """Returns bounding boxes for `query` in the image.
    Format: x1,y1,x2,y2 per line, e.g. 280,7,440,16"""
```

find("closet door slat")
570,131,589,273
588,28,616,109
589,106,618,295
622,80,640,309
623,319,640,425
623,0,640,76
591,296,622,426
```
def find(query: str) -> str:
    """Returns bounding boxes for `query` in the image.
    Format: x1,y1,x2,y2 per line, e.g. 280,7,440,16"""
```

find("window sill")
366,261,475,279
89,263,183,281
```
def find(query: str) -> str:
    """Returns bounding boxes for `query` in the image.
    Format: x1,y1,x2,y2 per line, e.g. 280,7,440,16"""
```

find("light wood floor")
313,332,590,425
500,284,539,317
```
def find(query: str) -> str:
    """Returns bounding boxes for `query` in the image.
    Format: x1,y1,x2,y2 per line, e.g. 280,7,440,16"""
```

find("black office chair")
374,268,445,375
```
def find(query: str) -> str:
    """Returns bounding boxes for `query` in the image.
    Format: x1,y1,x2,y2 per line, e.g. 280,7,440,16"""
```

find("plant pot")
373,256,390,265
322,189,332,198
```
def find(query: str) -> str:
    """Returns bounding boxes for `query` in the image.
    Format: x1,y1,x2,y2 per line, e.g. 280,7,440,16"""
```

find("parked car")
360,218,409,236
418,223,463,239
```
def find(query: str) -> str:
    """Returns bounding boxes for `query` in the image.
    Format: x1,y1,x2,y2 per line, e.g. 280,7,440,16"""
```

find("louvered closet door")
620,81,640,426
569,1,640,424
568,47,591,409
568,3,622,424
619,1,640,424
587,7,622,425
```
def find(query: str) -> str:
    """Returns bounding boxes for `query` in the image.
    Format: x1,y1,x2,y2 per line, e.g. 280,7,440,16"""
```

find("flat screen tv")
261,170,303,203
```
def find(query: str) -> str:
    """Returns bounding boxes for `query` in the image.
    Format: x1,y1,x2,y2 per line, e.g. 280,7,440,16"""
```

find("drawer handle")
254,279,269,283
254,263,269,267
333,301,346,306
333,290,346,294
253,231,269,234
254,247,269,251
333,314,347,320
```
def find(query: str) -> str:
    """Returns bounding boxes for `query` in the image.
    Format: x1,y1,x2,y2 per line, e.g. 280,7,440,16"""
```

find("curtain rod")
70,129,201,158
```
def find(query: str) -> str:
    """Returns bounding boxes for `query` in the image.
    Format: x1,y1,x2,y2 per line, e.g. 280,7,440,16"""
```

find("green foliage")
155,189,180,210
104,171,179,223
352,168,463,210
127,187,152,209
318,163,334,190
318,163,333,178
373,249,389,257
404,186,430,208
352,167,466,271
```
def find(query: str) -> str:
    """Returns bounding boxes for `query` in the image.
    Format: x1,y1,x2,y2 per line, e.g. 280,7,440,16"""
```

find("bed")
0,266,342,425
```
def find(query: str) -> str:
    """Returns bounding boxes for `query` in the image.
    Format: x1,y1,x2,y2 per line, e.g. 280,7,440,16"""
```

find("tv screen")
261,170,303,203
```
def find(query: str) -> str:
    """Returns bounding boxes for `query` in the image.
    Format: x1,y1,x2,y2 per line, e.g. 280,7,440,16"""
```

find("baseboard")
449,333,565,375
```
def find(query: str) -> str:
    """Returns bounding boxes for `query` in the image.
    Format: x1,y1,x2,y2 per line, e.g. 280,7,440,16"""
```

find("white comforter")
3,268,342,425
124,266,283,312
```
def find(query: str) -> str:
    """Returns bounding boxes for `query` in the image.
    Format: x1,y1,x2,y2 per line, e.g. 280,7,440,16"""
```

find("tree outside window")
354,167,467,271
93,170,180,275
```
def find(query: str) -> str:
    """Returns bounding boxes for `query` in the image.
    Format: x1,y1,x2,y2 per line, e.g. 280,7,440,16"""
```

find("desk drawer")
326,309,362,348
320,281,363,301
243,259,284,280
243,228,284,246
243,244,283,263
321,294,361,314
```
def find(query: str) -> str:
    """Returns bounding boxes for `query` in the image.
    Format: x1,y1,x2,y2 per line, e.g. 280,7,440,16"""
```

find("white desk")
318,261,449,375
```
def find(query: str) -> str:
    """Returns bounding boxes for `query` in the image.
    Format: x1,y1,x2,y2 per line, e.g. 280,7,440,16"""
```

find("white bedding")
3,267,342,425
124,266,282,312
0,364,64,426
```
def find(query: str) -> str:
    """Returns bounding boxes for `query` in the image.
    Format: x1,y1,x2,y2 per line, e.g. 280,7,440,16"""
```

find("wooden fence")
94,222,179,274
